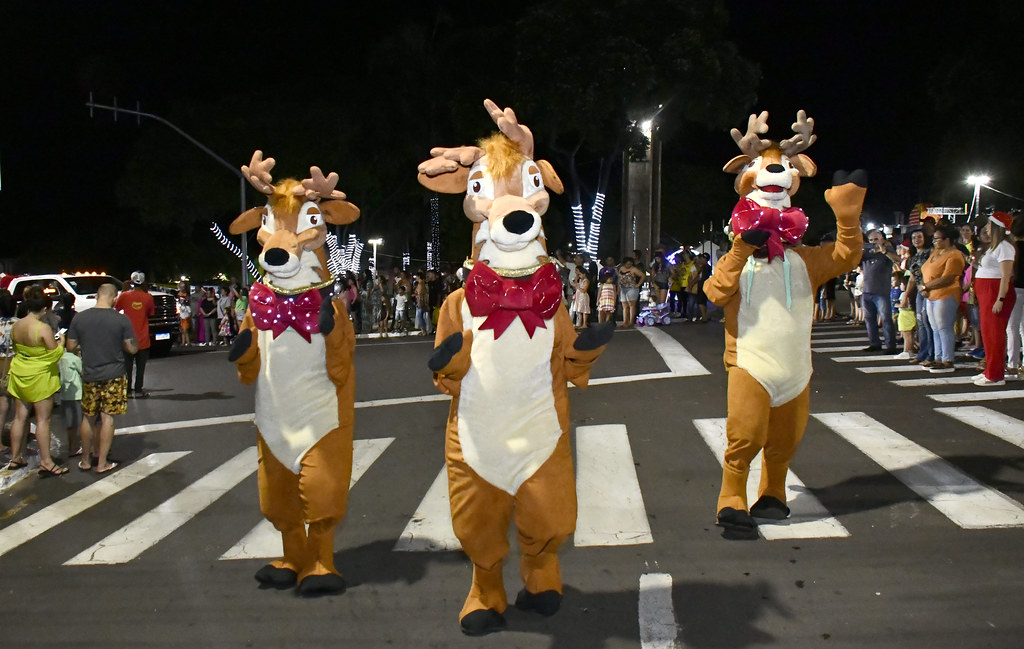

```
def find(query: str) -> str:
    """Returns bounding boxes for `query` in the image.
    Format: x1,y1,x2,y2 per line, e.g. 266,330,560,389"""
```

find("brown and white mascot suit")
704,111,866,540
228,152,359,594
419,100,614,635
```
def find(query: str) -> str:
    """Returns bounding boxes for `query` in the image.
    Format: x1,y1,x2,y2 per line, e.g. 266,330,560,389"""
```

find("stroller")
636,302,673,327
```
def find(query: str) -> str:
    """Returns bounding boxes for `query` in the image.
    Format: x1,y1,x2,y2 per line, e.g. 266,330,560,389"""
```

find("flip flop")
95,462,119,474
4,458,28,470
69,448,84,458
38,463,69,478
78,461,92,471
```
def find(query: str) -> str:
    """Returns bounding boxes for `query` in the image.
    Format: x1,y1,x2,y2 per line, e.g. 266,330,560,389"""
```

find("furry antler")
242,150,276,195
296,166,347,201
779,110,817,156
484,98,534,158
730,111,772,158
417,146,486,177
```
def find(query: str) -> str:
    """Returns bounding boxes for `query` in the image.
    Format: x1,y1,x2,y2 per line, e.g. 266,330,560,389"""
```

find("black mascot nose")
264,248,289,266
766,163,785,173
502,211,535,235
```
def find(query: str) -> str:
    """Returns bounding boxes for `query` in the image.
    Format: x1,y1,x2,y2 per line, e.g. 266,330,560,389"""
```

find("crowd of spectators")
842,212,1022,385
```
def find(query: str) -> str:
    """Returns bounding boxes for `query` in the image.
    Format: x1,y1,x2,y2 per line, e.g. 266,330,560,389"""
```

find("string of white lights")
585,192,606,258
210,222,263,283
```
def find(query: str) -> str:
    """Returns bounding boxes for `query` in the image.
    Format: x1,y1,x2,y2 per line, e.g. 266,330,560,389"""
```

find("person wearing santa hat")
973,211,1017,386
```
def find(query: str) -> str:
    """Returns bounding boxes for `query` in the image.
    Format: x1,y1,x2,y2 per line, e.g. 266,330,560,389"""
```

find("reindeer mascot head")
703,111,866,540
420,100,613,636
227,152,359,596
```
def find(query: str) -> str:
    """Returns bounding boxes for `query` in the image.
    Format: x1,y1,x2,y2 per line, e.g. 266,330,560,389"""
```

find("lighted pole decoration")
966,174,991,221
368,238,383,276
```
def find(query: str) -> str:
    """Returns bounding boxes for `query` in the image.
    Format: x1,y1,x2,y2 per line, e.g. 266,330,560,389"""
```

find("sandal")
78,461,92,471
69,447,84,458
38,463,69,477
95,462,119,475
4,458,28,470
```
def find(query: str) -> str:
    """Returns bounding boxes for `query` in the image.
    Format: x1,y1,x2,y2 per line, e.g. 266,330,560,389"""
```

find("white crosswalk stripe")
891,376,979,387
65,448,258,565
935,406,1024,450
575,424,653,546
812,345,879,353
220,438,395,560
928,389,1024,403
0,452,190,558
857,365,926,374
692,418,849,539
813,412,1024,529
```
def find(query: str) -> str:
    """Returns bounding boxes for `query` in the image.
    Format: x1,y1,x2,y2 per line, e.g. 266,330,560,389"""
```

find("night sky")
1,0,1020,279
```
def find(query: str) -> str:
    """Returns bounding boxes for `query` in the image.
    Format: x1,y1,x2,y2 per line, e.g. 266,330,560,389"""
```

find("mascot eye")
295,202,323,234
466,165,493,199
261,206,275,233
522,161,544,198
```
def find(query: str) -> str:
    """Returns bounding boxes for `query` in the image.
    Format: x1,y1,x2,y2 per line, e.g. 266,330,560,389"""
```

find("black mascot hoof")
428,332,463,371
296,573,347,597
319,297,335,336
254,564,297,589
832,168,868,188
574,321,615,351
716,507,759,541
460,609,506,636
515,588,562,616
740,228,772,248
750,495,791,520
228,329,253,362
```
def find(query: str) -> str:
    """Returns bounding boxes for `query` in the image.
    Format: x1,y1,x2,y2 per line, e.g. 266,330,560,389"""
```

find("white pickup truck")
4,273,180,355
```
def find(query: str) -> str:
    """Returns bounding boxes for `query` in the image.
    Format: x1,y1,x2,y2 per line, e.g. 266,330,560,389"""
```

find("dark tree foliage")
507,0,760,249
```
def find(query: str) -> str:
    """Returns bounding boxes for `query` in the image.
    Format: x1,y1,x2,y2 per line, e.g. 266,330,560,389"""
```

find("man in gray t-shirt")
859,230,901,352
67,283,137,474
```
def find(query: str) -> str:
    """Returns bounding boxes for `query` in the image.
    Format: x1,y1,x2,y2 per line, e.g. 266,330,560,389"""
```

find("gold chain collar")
463,257,552,278
262,276,336,296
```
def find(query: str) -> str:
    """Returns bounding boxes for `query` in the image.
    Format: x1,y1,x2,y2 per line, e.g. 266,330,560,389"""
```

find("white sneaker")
973,376,1006,387
893,351,912,360
971,373,986,381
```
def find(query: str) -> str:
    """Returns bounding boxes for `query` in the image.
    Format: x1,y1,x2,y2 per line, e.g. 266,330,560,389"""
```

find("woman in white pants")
1006,221,1024,375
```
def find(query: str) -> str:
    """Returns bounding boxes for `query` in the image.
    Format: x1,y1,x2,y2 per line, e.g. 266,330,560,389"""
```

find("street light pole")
368,238,383,276
966,174,991,222
86,94,252,286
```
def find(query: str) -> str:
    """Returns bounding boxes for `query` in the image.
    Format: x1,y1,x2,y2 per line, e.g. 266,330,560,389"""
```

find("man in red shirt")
114,271,155,398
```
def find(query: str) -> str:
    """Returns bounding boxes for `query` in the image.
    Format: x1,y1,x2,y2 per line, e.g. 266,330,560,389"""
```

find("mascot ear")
791,154,817,178
229,207,264,235
723,155,752,174
322,200,360,225
537,159,563,195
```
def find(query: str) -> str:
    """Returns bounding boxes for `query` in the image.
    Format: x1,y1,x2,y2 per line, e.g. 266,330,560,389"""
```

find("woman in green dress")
5,286,65,475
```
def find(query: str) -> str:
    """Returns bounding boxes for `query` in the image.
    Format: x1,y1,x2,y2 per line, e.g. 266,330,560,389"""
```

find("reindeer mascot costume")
704,112,866,540
228,152,359,594
419,100,614,635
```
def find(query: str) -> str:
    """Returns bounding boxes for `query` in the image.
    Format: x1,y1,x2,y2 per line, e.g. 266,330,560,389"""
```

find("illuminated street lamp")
368,238,383,276
966,174,991,220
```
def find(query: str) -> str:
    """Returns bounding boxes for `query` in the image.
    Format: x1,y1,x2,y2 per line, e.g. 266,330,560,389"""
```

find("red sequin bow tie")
730,197,808,262
249,282,322,342
464,262,562,339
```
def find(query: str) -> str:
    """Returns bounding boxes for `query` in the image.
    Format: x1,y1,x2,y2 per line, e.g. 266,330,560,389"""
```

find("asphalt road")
1,319,1023,648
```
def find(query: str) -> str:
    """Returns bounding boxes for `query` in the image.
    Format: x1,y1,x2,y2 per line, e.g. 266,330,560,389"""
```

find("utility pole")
85,93,252,286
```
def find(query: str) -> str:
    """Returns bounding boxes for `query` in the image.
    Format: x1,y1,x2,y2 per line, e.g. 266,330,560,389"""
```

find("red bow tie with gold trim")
249,282,321,342
464,262,562,338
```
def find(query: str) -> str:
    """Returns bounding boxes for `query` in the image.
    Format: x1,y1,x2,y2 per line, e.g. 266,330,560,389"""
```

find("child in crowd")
59,339,84,464
178,297,192,347
376,293,391,338
571,266,591,329
394,285,408,335
597,274,617,324
895,275,916,360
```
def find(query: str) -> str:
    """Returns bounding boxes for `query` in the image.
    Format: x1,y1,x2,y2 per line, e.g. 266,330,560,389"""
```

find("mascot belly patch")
458,301,561,495
735,249,814,407
255,329,340,473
